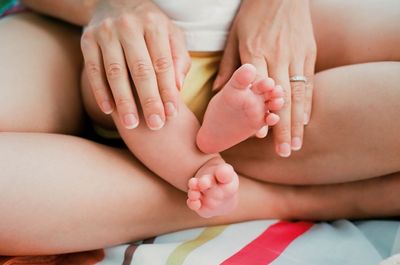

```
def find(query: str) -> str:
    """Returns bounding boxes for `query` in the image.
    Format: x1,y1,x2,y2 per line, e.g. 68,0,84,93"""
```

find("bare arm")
21,0,97,26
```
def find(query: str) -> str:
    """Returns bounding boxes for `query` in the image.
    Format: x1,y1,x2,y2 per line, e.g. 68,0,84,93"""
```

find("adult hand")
81,0,191,130
214,0,317,157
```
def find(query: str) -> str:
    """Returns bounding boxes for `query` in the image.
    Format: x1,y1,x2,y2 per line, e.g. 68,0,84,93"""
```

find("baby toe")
198,175,213,191
252,78,275,95
188,178,199,190
188,190,201,200
215,164,235,184
267,98,285,111
187,199,201,210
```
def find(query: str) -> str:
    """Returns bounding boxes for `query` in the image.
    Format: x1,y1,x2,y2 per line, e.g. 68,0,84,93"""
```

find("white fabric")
380,254,400,265
153,0,241,51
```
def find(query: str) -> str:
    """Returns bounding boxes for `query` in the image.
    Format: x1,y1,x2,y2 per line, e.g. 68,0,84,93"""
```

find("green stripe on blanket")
166,225,228,265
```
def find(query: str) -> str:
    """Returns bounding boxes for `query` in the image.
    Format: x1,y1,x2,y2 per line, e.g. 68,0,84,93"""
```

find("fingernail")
101,101,113,114
148,114,164,130
291,137,302,151
165,102,177,117
304,113,309,125
278,143,291,157
123,113,138,129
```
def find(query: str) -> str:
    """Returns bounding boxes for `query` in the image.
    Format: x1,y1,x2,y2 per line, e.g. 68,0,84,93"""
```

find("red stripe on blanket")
221,221,313,265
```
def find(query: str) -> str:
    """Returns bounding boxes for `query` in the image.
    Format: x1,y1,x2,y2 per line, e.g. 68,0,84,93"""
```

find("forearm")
21,0,97,26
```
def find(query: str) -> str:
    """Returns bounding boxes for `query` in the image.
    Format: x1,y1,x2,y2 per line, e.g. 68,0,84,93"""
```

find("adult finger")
81,29,114,115
97,22,139,129
239,49,268,80
289,62,306,151
304,54,316,125
121,31,165,130
145,28,179,119
271,67,292,158
170,27,191,91
213,33,240,91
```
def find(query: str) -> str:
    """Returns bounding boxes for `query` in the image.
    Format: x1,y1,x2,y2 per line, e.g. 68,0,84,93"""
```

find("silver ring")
289,75,307,83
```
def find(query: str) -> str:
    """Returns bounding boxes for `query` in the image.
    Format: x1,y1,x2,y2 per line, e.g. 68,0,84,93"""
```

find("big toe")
228,64,257,90
215,164,235,184
215,165,239,196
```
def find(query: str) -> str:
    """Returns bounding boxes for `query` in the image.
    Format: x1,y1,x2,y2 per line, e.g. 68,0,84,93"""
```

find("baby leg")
197,64,284,154
81,68,238,218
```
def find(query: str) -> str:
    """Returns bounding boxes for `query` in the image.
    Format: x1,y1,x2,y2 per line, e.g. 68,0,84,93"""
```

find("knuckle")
92,86,106,99
280,85,291,104
93,90,109,104
292,120,304,132
106,63,124,80
143,11,162,24
115,97,133,109
159,86,175,100
80,29,94,49
240,39,264,59
153,56,172,74
117,14,133,29
142,96,161,110
100,18,113,32
291,83,305,103
86,62,101,76
97,19,114,41
277,125,291,139
132,61,154,80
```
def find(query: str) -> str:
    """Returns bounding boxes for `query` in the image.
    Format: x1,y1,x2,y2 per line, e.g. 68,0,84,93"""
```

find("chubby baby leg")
197,64,284,154
81,66,239,218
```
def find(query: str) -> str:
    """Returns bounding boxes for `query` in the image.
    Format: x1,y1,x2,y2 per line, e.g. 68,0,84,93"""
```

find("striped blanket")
0,1,398,264
1,219,399,264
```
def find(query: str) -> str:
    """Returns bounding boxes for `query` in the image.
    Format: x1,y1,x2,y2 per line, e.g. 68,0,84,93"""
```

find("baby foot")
187,159,238,218
197,64,284,154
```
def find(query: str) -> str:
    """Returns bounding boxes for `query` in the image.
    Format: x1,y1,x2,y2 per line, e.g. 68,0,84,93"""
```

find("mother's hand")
214,0,316,157
81,0,191,130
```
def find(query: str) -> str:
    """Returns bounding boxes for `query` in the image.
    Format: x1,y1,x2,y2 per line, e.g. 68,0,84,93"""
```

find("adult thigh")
223,62,400,185
311,0,400,71
0,13,84,133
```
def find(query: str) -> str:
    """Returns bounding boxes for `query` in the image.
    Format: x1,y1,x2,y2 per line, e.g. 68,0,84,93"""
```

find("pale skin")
82,63,284,218
79,0,285,218
1,0,400,256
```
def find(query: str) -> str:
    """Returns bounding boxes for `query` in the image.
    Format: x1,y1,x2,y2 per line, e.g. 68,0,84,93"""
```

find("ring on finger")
289,75,307,83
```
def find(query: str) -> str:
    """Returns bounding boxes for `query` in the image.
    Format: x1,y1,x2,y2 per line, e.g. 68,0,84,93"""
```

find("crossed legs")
0,0,400,256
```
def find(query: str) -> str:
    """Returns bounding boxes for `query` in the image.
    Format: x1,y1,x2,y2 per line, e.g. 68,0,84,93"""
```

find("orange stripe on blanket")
221,221,313,265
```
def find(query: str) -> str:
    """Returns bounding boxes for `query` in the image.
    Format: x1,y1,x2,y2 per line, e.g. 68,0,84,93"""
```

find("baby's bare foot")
187,159,238,218
197,64,284,154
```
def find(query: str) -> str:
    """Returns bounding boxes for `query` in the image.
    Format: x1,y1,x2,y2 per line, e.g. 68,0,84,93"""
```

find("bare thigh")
311,0,400,70
0,13,84,133
222,0,400,184
224,62,400,184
